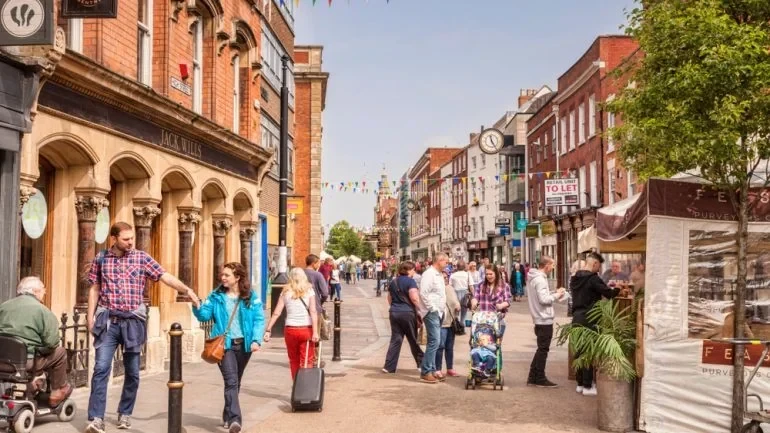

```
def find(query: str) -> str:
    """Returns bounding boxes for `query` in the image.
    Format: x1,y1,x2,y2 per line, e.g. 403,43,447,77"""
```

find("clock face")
479,129,504,154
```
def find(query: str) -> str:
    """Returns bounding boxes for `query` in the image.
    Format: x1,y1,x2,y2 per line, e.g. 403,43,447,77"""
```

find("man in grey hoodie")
526,255,566,387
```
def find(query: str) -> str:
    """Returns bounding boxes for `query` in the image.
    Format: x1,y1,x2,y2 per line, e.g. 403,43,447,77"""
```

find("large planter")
597,371,635,432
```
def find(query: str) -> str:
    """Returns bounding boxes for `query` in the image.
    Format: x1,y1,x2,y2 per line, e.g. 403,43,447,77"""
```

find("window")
578,166,587,208
569,110,576,150
67,19,83,53
578,103,586,144
560,116,567,154
589,94,596,136
608,159,616,205
472,156,477,169
192,18,203,114
552,123,557,155
137,0,152,85
481,154,486,167
232,55,240,134
543,133,548,160
628,169,636,196
590,161,598,206
607,94,616,152
481,184,486,202
472,218,477,238
261,23,295,108
480,216,485,235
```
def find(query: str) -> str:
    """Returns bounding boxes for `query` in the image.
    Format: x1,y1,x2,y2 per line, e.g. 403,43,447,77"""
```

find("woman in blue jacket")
193,262,265,433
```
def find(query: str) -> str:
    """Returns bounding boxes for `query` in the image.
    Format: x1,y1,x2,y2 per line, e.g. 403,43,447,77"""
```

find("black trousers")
528,324,553,383
383,310,424,372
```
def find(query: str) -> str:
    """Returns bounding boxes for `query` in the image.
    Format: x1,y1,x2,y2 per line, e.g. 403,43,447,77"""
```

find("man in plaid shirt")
85,222,200,433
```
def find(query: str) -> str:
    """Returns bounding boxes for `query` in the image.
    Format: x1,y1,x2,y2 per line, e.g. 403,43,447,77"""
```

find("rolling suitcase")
290,341,324,412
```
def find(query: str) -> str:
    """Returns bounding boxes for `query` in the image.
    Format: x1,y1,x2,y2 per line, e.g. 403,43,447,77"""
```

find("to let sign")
544,178,579,206
61,0,117,18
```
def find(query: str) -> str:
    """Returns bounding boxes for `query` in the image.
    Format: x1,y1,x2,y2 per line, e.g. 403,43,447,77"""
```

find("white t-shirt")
330,269,340,284
449,271,471,293
284,292,315,327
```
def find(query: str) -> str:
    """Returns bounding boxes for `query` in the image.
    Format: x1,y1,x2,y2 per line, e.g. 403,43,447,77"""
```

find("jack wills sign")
61,0,117,18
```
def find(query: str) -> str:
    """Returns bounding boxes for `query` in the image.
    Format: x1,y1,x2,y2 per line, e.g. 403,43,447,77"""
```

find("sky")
294,0,636,230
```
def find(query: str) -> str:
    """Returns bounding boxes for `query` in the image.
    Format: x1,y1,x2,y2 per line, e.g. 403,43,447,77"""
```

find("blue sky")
294,0,636,230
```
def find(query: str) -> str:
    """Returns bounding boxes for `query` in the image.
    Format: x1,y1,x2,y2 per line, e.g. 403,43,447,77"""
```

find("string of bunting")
281,0,391,7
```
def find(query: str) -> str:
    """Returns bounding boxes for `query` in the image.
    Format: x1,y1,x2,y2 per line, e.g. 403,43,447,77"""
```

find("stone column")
176,209,201,302
75,194,109,311
133,203,161,304
212,216,233,287
239,222,257,270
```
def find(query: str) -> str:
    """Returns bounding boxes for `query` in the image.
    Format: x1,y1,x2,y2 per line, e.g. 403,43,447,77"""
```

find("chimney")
518,88,538,108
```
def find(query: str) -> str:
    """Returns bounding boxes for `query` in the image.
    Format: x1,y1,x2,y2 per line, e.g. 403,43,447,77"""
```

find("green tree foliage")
606,1,770,429
358,241,377,262
325,221,362,258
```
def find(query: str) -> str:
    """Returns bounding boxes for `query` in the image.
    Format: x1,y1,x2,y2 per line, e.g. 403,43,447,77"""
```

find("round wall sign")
1,0,45,38
94,207,110,244
21,188,46,239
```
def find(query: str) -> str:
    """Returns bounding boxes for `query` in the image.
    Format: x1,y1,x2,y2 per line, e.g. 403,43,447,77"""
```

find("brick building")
293,45,329,265
373,171,398,258
14,0,301,382
450,147,469,261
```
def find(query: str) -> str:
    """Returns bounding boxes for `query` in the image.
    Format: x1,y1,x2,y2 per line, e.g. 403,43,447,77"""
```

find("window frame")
232,54,240,134
137,0,153,86
589,93,597,137
192,18,204,115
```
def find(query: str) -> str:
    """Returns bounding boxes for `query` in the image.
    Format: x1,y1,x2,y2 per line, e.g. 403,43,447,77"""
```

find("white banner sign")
544,178,579,206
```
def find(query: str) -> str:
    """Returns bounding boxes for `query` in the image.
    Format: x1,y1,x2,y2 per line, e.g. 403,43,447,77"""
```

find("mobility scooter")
0,334,76,432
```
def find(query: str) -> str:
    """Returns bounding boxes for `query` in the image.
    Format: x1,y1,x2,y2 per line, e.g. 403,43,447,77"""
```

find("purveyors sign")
0,0,53,46
544,178,579,206
61,0,117,18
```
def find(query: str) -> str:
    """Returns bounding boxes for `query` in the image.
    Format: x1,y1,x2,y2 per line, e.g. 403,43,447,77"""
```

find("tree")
325,221,363,258
607,1,770,430
358,241,377,262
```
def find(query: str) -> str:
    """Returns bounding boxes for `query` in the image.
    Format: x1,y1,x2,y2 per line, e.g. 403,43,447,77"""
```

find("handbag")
201,301,239,364
300,297,332,341
447,303,465,336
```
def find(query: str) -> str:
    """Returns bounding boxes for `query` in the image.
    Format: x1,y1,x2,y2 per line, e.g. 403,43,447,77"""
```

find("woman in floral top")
471,266,513,336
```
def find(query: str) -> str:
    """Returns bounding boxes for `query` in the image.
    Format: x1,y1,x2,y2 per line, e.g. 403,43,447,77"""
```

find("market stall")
588,177,770,433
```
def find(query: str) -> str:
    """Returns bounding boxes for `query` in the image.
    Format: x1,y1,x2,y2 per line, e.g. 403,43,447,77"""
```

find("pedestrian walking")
525,256,566,388
85,222,200,433
449,261,472,325
304,254,329,315
418,253,448,384
470,266,512,337
192,262,265,433
511,262,526,302
330,264,342,301
468,261,480,287
435,276,461,378
264,268,319,379
382,261,424,373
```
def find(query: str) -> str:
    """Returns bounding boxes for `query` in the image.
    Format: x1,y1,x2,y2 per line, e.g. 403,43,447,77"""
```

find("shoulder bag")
446,303,465,336
300,297,332,341
461,274,474,310
201,300,239,364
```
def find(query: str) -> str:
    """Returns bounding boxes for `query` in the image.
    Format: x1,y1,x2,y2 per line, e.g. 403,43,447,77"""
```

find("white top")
449,271,472,293
284,292,315,326
419,267,447,314
330,269,340,283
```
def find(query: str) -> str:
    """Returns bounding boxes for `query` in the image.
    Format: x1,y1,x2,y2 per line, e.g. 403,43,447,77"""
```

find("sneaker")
229,421,242,433
434,371,446,382
576,385,584,394
86,418,106,433
582,387,598,396
381,368,394,374
117,414,131,429
420,373,439,384
446,369,460,377
224,421,230,429
533,379,559,388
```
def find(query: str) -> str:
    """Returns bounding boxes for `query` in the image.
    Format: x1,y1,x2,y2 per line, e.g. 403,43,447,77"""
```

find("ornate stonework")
239,222,257,241
178,210,202,232
18,186,37,213
75,195,109,222
133,205,162,228
213,217,233,237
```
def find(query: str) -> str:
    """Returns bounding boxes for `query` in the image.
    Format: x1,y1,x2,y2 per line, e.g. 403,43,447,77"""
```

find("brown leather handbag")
201,302,239,364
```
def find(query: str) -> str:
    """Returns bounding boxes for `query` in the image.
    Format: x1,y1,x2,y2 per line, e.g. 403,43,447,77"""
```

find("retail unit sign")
544,178,579,206
61,0,117,18
0,0,53,46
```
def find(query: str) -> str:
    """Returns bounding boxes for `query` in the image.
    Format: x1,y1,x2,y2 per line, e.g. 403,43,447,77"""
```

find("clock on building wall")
479,128,504,155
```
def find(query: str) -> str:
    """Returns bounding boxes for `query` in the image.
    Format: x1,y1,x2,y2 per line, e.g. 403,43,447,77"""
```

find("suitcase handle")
304,340,323,369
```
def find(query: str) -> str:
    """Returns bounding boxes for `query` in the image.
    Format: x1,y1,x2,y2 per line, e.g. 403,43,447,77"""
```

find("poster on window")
61,0,117,18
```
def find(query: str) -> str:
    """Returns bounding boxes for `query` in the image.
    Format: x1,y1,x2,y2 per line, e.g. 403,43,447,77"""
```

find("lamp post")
270,55,291,337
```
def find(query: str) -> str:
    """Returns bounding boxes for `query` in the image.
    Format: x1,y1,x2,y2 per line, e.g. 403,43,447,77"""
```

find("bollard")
332,299,341,361
168,323,184,433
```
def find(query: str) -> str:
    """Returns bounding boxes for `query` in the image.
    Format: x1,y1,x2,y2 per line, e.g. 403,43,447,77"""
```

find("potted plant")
556,299,637,433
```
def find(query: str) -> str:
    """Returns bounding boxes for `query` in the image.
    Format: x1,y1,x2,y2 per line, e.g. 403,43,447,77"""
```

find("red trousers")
284,326,315,379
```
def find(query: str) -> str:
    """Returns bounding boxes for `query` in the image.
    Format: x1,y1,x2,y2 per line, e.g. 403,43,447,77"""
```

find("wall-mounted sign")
21,188,46,239
495,217,511,227
61,0,117,18
525,223,540,238
0,0,53,46
287,198,303,215
541,220,556,237
170,77,191,96
94,207,110,244
515,219,527,231
544,178,579,206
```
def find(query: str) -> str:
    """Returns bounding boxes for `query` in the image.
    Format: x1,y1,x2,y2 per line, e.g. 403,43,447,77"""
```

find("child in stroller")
465,311,504,390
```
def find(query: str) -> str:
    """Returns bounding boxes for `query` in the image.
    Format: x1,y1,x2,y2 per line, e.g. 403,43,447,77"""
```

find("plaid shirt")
87,248,165,311
473,282,513,319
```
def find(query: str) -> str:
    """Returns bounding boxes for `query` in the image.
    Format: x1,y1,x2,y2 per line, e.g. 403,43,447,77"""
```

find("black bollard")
332,299,341,361
168,323,184,433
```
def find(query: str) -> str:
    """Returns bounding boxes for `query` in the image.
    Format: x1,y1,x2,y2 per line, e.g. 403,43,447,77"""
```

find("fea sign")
0,0,53,46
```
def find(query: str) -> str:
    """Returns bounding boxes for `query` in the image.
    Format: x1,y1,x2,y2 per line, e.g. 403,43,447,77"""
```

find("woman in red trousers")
264,267,320,379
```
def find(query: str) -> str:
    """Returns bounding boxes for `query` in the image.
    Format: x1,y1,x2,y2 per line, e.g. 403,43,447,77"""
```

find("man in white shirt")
418,253,448,384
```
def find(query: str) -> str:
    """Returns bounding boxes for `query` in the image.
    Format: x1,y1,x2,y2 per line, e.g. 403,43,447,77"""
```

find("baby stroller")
465,311,504,390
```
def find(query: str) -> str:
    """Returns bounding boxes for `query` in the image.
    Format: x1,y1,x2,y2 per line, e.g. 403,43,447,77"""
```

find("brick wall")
526,102,558,219
292,80,311,264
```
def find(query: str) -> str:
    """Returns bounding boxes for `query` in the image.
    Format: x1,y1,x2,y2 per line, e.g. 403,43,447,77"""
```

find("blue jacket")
192,287,265,352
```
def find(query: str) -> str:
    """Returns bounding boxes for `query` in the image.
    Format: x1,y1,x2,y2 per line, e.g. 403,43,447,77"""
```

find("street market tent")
348,255,362,264
586,177,770,433
319,251,334,261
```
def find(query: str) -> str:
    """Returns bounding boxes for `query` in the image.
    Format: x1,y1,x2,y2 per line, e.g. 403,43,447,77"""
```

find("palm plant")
556,299,637,381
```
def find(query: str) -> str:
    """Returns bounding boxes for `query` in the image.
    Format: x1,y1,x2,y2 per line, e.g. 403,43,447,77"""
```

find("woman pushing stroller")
470,266,512,336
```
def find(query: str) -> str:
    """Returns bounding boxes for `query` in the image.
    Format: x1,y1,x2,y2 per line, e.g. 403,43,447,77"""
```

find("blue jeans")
420,311,441,375
88,323,141,420
331,283,342,300
435,327,455,371
219,342,252,425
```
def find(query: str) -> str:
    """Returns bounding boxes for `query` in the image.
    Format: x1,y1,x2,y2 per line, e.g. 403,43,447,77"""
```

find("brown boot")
420,373,438,384
49,383,73,407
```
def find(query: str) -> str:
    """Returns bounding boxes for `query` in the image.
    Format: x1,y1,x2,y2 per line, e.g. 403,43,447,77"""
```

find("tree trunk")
731,179,750,433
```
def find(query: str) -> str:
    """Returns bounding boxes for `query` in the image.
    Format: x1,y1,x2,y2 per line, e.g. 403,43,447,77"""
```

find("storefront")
554,208,597,288
466,241,488,263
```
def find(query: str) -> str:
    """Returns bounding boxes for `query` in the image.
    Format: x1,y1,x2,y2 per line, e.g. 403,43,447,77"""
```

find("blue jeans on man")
88,322,141,420
420,311,441,376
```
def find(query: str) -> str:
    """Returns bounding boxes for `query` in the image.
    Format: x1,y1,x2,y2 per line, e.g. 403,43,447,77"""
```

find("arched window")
188,0,222,115
231,21,257,138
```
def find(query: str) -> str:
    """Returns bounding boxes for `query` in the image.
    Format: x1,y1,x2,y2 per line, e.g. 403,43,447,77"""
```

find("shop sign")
499,226,510,236
702,340,770,368
61,0,117,18
492,237,505,247
94,208,110,243
525,223,540,238
0,0,54,46
541,220,556,236
467,242,478,250
287,198,303,215
544,178,579,206
21,188,46,239
495,217,511,227
515,219,527,231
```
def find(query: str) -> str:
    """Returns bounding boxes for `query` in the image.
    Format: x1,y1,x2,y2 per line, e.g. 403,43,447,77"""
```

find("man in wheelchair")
0,277,72,407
